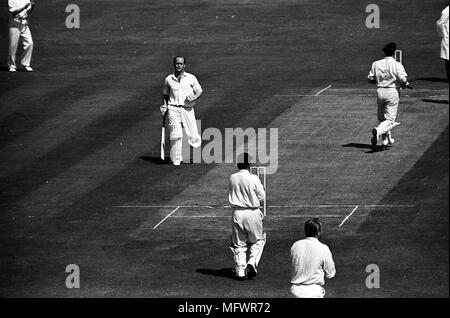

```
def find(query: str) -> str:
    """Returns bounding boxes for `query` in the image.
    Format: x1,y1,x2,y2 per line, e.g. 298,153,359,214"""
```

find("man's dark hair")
173,56,186,64
383,42,396,56
237,152,251,170
304,218,322,237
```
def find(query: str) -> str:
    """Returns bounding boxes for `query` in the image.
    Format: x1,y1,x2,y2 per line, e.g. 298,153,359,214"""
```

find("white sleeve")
436,8,449,37
368,62,376,81
9,0,20,12
323,246,336,279
396,63,407,81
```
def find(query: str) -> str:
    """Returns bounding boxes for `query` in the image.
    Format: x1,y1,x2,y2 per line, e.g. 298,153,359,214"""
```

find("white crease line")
152,206,180,230
114,204,415,209
274,94,318,97
174,215,343,218
338,206,359,228
315,84,332,96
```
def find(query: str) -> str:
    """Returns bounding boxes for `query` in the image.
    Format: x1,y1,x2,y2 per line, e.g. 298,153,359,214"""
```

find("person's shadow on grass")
139,156,171,165
196,268,239,280
139,156,195,165
342,143,390,154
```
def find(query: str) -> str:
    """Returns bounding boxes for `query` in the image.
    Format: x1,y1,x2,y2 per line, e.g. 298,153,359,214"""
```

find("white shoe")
173,160,182,166
8,66,16,72
22,66,33,72
382,137,389,146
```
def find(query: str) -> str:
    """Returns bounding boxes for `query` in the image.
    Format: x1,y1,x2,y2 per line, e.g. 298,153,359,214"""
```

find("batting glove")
160,105,167,117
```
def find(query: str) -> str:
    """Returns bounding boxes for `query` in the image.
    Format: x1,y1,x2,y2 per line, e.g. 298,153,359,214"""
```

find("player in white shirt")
8,0,34,72
436,5,449,80
228,153,266,280
368,42,410,147
160,56,202,165
290,218,336,298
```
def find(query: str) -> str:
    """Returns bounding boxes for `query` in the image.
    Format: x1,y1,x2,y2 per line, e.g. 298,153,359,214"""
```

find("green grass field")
0,0,448,298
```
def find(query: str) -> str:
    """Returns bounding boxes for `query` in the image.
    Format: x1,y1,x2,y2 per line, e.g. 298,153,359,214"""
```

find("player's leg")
167,107,183,165
7,21,21,71
20,25,33,70
180,107,201,148
229,210,248,279
245,210,266,278
372,92,385,146
380,91,399,145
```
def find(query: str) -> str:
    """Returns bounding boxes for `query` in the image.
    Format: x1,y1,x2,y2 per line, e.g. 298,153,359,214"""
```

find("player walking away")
228,153,266,280
290,218,336,298
436,5,449,80
160,56,202,165
7,0,34,72
368,42,411,147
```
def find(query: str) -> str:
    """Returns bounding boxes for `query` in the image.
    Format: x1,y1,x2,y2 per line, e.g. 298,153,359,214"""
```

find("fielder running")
7,0,35,72
368,42,411,147
228,153,266,280
160,56,202,165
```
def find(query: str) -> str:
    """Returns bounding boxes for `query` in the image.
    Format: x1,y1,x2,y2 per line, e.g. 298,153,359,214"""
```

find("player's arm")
399,77,412,89
367,65,377,84
436,8,449,37
10,2,31,16
255,178,266,202
187,77,203,102
323,248,336,279
28,0,35,14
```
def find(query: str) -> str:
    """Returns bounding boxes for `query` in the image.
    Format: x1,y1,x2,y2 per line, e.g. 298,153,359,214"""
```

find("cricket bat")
160,115,166,161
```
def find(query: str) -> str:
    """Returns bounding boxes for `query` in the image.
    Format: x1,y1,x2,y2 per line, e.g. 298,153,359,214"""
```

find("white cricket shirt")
9,0,31,20
228,169,265,209
163,71,202,106
368,57,407,88
290,237,336,286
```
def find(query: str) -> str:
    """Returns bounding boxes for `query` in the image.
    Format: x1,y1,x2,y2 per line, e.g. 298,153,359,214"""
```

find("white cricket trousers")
167,105,201,163
8,20,33,69
376,88,399,134
290,284,326,298
229,208,266,275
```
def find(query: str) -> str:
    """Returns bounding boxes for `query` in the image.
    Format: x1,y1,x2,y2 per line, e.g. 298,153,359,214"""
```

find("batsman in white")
228,153,266,280
7,0,35,72
160,56,202,165
368,42,411,147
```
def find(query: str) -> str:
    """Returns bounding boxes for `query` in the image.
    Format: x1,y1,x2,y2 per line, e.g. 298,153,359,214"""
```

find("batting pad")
168,124,183,140
377,122,400,136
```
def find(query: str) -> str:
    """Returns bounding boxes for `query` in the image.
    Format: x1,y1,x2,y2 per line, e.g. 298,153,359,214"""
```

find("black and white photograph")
0,0,448,309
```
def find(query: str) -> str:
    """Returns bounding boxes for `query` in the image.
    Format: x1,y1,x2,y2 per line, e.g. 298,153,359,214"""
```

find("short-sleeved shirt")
228,169,265,209
9,0,31,20
163,71,202,106
368,57,407,89
436,6,449,60
290,237,336,286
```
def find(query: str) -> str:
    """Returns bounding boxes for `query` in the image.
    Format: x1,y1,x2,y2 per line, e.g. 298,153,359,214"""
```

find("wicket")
250,166,266,216
395,49,402,64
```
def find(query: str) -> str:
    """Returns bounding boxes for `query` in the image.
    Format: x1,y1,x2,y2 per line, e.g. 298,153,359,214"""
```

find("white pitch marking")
113,204,415,209
315,84,332,96
172,215,343,218
152,206,180,230
338,206,359,228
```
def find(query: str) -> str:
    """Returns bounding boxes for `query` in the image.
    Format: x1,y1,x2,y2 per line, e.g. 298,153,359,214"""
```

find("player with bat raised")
368,42,412,147
160,56,202,165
